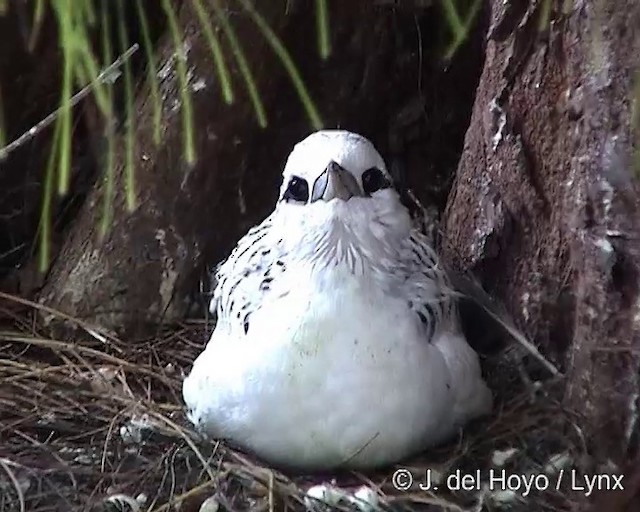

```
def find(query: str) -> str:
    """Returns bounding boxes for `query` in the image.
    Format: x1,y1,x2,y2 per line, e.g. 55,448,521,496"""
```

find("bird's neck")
273,198,413,277
291,217,406,278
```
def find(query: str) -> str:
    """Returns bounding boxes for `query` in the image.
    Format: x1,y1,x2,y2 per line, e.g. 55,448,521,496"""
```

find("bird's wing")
401,228,457,343
211,214,287,337
405,228,493,420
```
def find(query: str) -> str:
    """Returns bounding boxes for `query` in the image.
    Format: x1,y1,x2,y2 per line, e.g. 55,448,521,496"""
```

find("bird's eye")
362,167,390,196
282,176,309,203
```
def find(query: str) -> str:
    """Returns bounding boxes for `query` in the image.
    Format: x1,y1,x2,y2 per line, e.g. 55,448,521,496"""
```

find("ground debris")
0,299,586,512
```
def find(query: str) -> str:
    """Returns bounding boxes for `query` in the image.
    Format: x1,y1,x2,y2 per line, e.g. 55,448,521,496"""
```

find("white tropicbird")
183,130,492,470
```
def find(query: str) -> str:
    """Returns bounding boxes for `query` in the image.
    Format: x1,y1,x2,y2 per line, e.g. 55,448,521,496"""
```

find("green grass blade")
28,0,46,50
315,0,331,59
100,2,114,86
56,70,72,198
52,1,73,197
135,0,164,144
73,58,91,88
440,0,465,39
538,0,552,31
210,0,267,128
192,0,234,104
74,27,112,116
32,0,45,21
239,0,323,130
39,113,63,272
100,0,116,236
117,0,137,210
162,0,196,165
443,0,481,60
100,119,117,236
79,0,96,26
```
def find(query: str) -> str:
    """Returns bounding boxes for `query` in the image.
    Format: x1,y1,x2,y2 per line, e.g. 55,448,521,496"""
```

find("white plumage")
183,130,492,470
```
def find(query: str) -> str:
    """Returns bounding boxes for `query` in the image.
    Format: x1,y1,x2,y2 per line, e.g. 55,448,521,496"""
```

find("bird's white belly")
183,269,457,470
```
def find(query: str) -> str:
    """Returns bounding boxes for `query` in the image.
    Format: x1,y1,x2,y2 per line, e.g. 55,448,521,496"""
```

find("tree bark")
443,0,640,472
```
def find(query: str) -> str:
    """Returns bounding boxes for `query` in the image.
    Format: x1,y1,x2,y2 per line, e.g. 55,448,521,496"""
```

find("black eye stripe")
282,176,309,203
362,167,390,196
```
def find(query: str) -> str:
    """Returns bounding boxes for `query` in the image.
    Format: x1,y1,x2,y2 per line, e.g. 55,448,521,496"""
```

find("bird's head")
273,130,412,264
279,130,392,204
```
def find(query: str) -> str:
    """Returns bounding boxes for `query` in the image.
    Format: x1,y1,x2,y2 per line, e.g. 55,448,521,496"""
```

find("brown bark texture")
443,0,640,465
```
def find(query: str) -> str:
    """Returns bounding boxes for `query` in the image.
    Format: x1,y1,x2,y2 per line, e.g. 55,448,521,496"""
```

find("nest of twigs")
0,292,591,512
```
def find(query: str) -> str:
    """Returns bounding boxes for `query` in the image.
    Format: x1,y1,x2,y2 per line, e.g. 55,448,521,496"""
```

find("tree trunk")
39,0,293,335
38,1,484,336
443,0,640,475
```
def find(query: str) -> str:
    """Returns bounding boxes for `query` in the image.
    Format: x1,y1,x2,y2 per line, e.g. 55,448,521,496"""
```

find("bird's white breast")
183,262,464,470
